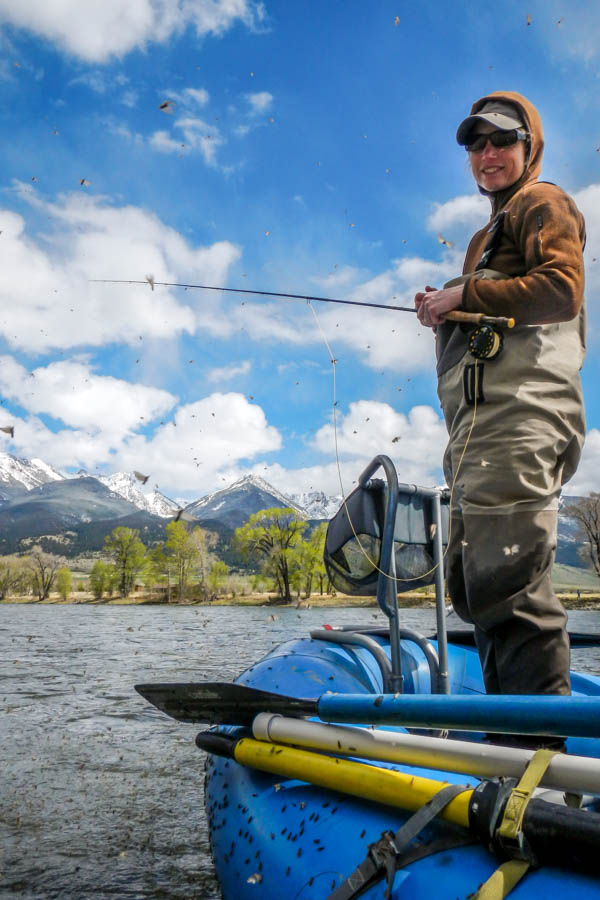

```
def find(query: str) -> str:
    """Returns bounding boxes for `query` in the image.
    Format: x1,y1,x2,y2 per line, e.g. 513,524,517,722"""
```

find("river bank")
3,591,600,609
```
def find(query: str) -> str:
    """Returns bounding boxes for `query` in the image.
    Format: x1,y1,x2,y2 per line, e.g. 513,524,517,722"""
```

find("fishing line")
308,300,479,584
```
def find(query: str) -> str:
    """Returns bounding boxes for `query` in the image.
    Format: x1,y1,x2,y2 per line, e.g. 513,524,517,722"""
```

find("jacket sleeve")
461,185,585,326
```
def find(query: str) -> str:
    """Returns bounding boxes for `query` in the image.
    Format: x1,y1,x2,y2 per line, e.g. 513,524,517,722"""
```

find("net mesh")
324,480,449,596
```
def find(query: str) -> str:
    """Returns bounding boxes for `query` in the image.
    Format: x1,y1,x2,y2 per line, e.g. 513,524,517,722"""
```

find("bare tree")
26,548,65,601
564,493,600,577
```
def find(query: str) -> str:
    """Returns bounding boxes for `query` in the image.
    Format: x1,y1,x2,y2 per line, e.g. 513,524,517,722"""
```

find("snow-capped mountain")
289,489,342,520
0,450,591,569
184,474,307,529
95,472,179,518
0,452,64,501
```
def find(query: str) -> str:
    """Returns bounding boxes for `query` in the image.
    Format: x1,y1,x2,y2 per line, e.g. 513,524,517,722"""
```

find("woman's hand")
414,284,464,327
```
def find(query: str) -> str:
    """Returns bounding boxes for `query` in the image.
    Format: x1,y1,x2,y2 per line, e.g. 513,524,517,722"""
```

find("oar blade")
135,681,316,724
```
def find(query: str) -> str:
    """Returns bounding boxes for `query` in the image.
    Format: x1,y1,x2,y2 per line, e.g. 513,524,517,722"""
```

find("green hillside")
551,563,600,591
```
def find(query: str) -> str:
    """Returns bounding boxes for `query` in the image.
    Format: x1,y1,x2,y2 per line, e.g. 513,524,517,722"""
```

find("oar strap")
472,748,561,900
327,782,472,900
498,748,559,846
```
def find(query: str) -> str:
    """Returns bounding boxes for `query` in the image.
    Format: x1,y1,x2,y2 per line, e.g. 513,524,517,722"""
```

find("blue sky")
0,0,599,502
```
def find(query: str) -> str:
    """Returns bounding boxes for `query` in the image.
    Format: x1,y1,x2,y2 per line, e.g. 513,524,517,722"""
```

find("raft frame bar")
358,455,450,694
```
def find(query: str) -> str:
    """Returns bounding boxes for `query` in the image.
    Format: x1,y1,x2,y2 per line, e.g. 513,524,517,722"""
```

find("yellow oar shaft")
234,737,472,828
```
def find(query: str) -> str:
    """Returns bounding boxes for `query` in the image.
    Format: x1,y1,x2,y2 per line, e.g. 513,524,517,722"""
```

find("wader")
437,270,586,696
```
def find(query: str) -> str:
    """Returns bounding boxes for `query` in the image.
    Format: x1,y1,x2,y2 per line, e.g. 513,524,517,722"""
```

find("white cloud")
0,186,240,352
149,129,187,153
103,119,144,145
207,360,251,382
113,392,281,495
0,356,176,439
240,403,447,498
1,390,281,496
184,87,210,106
0,0,267,63
313,400,446,465
69,70,109,93
574,183,600,296
246,91,273,114
150,117,224,166
427,193,489,234
566,428,600,496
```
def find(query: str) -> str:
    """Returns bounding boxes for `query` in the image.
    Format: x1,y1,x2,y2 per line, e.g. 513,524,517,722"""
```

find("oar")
253,713,600,794
135,681,600,737
196,731,600,873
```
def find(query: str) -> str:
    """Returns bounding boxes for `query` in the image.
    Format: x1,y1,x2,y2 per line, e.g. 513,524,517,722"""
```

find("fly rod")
90,279,515,328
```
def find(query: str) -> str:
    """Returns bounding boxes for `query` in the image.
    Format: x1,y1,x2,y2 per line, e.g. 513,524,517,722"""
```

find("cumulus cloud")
0,186,240,353
150,117,224,166
241,403,447,498
0,0,267,63
573,184,600,296
113,392,281,495
427,193,489,234
207,360,251,382
183,87,210,106
246,91,273,114
314,400,446,464
0,390,281,496
566,428,600,496
0,356,176,439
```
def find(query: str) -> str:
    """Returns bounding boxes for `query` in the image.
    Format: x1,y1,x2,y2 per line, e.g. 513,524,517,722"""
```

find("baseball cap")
457,100,524,145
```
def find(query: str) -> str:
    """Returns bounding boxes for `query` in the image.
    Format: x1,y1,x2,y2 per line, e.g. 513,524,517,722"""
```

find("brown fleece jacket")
460,91,586,326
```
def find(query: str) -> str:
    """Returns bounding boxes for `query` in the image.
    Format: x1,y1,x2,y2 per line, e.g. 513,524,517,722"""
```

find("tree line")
0,507,331,603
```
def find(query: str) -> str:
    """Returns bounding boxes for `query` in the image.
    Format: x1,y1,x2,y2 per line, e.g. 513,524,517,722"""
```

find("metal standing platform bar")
357,455,450,695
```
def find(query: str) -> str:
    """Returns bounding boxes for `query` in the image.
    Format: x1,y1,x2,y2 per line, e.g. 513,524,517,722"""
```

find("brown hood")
468,90,543,211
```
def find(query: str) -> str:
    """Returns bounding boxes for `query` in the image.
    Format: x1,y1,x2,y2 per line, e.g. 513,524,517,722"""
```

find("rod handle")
445,310,515,329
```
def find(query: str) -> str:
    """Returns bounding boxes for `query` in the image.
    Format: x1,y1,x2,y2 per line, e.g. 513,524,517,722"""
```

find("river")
2,603,600,899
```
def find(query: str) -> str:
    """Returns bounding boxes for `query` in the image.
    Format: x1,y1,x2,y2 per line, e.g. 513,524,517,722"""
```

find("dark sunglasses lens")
491,129,519,148
466,134,487,151
466,129,519,151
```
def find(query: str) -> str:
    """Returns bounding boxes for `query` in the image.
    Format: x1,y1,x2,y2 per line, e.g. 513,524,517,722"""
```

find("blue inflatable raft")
137,456,600,898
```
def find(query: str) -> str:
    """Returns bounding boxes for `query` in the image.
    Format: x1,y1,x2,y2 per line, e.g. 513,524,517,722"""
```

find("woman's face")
468,121,527,193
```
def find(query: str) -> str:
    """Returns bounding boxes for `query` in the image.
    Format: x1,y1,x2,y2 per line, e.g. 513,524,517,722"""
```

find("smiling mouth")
482,166,503,174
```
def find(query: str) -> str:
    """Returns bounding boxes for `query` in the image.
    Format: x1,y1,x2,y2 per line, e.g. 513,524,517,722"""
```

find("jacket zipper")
534,213,543,265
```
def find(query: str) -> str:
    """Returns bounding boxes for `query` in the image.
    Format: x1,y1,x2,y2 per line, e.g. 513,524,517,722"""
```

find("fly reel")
468,324,504,360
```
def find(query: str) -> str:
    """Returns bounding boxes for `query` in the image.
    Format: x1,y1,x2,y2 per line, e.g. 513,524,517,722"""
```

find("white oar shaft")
253,713,600,795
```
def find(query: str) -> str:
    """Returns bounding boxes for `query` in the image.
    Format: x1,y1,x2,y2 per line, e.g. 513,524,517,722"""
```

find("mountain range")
0,452,341,556
0,450,589,568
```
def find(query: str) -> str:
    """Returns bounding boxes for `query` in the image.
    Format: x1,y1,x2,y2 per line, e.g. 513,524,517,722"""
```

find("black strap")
475,211,506,271
463,362,485,406
326,783,472,900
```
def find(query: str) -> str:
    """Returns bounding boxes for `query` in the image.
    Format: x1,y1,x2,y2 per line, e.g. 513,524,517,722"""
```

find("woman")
415,91,586,723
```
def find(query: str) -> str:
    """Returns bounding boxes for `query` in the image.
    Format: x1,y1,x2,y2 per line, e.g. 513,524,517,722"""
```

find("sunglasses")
464,129,529,153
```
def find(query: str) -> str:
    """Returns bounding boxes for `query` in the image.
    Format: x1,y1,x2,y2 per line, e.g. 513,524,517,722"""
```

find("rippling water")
2,603,600,899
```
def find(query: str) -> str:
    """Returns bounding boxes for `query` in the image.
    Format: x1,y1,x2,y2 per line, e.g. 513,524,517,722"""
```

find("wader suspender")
475,211,507,271
326,783,474,900
463,210,508,375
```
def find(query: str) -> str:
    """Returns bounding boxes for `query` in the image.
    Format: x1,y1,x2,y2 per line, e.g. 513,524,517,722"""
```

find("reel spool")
469,324,503,360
